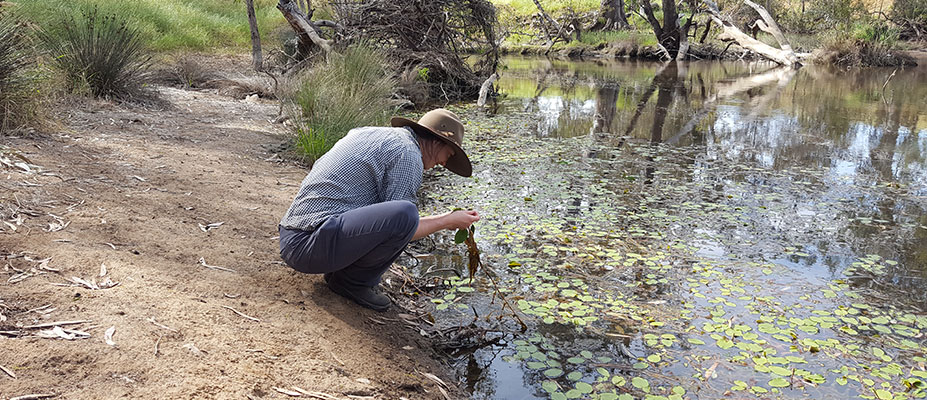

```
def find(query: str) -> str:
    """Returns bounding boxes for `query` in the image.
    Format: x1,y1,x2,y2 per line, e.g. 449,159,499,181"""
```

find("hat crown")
389,108,472,177
417,109,464,146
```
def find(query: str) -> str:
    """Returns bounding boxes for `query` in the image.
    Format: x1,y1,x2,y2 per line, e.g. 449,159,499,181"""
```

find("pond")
407,56,927,400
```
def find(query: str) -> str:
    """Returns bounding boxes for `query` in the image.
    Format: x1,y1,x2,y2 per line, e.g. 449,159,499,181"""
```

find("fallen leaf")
104,326,116,346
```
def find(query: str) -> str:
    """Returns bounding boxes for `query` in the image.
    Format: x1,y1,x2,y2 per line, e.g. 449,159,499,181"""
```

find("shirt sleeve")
381,149,423,203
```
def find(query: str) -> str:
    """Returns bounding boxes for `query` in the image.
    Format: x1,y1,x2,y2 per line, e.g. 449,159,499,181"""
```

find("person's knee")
394,201,419,236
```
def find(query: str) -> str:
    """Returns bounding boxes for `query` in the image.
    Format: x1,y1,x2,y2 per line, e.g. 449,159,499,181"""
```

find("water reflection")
498,57,927,190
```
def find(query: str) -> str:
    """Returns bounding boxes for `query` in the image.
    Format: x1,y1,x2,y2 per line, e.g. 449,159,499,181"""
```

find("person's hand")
445,210,480,231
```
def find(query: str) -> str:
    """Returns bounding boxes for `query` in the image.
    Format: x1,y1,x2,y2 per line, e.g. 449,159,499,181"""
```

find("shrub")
817,21,915,67
891,0,927,39
0,15,37,134
167,56,215,88
285,44,397,164
39,7,151,99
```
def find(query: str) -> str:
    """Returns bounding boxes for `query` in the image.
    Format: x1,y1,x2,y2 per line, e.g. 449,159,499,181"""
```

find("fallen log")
703,0,802,66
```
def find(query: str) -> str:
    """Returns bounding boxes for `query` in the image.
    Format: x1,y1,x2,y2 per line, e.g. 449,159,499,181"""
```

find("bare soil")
0,56,455,400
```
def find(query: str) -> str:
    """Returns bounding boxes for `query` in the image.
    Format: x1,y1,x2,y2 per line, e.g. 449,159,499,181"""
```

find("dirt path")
1,82,455,399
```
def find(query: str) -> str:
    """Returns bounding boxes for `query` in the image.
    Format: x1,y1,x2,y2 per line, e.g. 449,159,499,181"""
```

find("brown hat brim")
391,117,472,177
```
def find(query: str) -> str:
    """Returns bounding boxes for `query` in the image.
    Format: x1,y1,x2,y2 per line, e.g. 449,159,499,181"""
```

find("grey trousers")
279,200,419,287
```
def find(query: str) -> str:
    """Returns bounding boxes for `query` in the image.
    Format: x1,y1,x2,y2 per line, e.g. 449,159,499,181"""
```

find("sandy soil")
0,59,456,400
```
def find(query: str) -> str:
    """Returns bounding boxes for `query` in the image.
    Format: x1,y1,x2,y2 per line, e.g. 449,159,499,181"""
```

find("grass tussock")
163,56,216,88
40,7,152,99
0,15,39,134
285,44,397,164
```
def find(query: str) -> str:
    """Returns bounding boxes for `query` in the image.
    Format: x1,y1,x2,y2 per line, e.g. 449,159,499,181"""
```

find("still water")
410,57,927,400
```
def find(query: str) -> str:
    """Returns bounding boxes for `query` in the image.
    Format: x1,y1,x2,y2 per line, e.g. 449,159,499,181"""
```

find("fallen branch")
0,363,16,378
418,371,452,400
743,0,793,53
703,0,801,66
198,257,236,273
273,387,302,397
22,320,92,329
154,334,163,356
9,394,57,400
222,306,260,322
147,317,178,332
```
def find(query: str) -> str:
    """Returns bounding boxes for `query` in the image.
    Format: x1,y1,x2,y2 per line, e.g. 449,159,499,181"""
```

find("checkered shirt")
280,126,424,231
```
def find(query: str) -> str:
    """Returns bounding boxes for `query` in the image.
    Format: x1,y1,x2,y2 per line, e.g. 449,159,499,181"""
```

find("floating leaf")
631,377,650,392
768,378,789,387
574,382,593,394
544,368,563,378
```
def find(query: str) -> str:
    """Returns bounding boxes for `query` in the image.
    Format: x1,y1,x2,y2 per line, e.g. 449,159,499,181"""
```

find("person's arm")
412,210,480,241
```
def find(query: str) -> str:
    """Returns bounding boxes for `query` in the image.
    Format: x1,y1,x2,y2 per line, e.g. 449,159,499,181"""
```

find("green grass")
12,0,285,52
492,0,599,17
286,44,397,164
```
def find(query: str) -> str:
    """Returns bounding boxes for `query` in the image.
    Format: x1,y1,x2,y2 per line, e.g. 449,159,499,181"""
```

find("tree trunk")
277,0,332,55
245,0,263,71
598,0,630,30
639,0,692,58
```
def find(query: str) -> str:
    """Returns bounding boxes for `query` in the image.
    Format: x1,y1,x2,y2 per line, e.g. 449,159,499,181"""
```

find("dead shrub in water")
283,44,396,165
39,7,152,99
0,15,39,134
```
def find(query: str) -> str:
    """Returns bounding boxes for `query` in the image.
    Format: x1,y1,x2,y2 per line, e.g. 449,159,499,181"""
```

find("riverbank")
0,54,457,400
501,37,921,66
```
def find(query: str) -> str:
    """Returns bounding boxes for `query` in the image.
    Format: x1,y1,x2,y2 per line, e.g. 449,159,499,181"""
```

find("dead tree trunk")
245,0,263,71
277,0,332,55
703,0,802,66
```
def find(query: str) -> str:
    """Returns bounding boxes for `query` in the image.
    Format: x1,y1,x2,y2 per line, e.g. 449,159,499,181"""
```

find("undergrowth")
285,44,397,164
817,19,915,67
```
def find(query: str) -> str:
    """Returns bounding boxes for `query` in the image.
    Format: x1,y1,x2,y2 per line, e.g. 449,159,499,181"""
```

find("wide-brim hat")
391,108,472,177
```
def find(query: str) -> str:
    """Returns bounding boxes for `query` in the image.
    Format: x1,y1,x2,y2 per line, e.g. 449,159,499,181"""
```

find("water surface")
409,57,927,400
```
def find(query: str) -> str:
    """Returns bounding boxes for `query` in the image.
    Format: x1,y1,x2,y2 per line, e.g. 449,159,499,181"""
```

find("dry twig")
22,320,92,329
198,257,236,273
222,306,260,322
9,394,56,400
0,363,16,378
